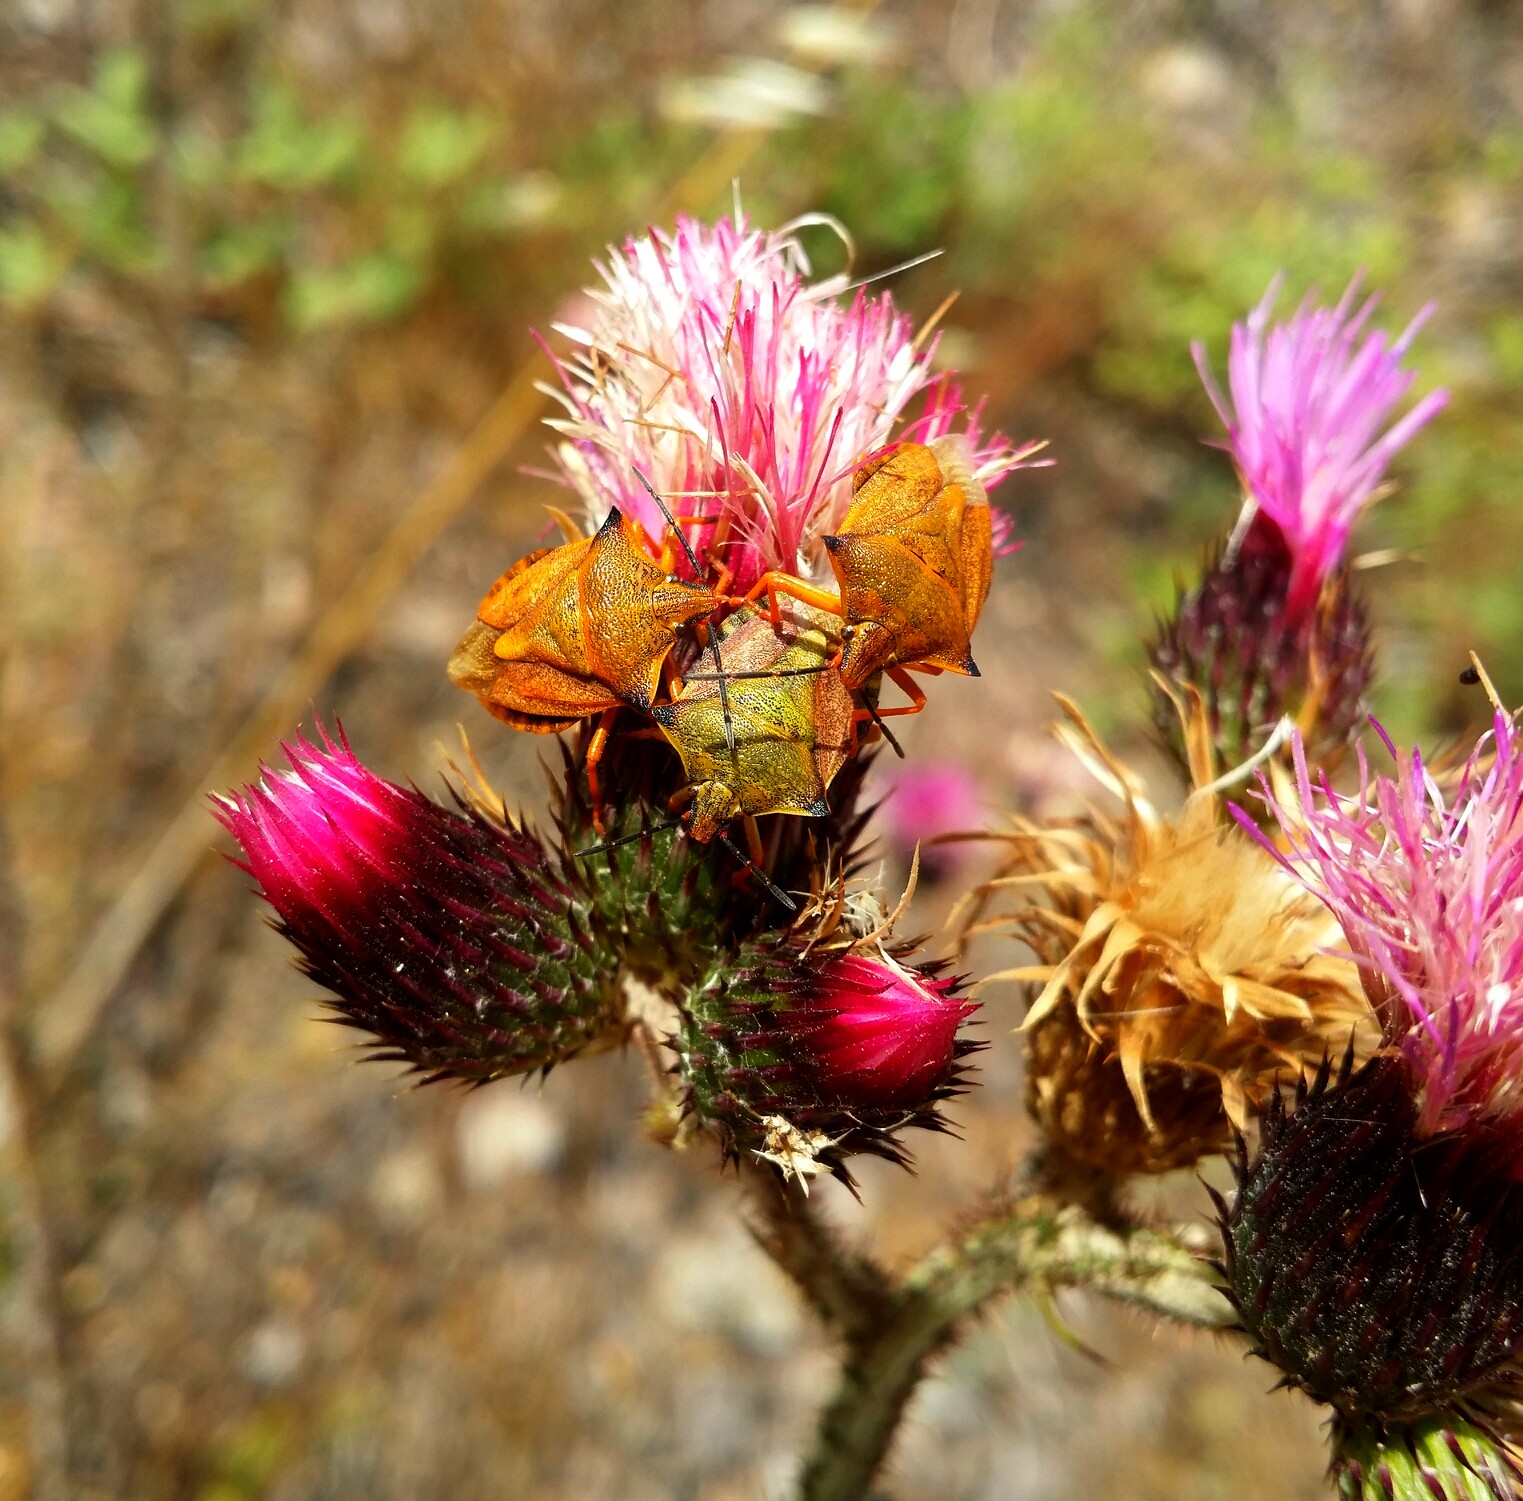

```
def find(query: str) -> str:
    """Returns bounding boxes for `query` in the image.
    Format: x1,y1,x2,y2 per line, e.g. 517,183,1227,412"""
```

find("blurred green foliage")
0,45,558,327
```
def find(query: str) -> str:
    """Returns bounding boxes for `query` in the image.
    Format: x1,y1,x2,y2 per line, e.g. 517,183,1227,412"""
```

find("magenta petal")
543,213,1042,591
1198,275,1446,620
1266,712,1523,1139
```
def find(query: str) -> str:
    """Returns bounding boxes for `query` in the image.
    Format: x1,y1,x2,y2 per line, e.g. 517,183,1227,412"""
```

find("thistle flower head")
678,933,977,1185
1193,274,1447,621
1149,515,1375,777
967,696,1374,1172
543,212,1042,592
1220,1051,1523,1435
783,952,974,1110
1261,710,1523,1139
215,728,620,1082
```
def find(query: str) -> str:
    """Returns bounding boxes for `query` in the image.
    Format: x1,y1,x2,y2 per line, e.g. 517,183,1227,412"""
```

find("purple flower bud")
215,729,619,1082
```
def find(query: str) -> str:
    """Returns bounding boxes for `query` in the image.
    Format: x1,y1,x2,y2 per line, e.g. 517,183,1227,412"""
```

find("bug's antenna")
861,698,905,758
631,464,736,757
715,828,797,912
576,819,682,858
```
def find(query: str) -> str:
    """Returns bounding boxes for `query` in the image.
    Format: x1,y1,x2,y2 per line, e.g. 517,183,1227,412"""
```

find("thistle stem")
745,1178,1232,1501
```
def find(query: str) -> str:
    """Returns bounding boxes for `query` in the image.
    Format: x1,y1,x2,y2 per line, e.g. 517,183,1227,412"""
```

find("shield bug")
580,603,859,911
448,506,716,730
448,470,739,827
739,435,993,711
651,604,855,846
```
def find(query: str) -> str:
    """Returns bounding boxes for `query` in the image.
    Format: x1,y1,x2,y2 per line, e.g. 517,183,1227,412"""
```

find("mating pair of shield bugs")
448,434,995,908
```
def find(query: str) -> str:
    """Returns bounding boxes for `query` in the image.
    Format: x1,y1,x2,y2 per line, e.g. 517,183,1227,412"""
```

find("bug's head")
652,575,717,628
684,782,740,845
837,620,894,691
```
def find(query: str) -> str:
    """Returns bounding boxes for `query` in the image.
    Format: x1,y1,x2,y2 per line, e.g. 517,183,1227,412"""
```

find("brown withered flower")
957,689,1375,1174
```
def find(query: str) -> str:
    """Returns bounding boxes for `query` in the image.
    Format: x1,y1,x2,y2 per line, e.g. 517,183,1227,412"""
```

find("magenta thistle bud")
780,953,974,1109
214,729,620,1082
1194,274,1447,623
677,936,978,1184
1218,710,1523,1437
541,212,1043,594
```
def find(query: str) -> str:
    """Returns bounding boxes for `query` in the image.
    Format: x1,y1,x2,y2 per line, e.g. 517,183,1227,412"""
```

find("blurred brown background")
4,1,1521,1496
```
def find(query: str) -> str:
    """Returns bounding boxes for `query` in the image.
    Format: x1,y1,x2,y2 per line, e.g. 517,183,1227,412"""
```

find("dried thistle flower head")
965,692,1373,1173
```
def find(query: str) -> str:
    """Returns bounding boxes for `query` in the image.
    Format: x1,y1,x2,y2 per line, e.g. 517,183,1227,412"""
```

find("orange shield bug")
448,469,740,830
739,435,993,715
448,506,715,730
828,433,992,684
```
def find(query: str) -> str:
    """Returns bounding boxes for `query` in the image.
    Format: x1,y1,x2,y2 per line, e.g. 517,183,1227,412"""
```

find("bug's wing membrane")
929,433,995,633
810,668,855,795
476,542,587,631
451,616,621,721
844,441,945,520
450,538,625,726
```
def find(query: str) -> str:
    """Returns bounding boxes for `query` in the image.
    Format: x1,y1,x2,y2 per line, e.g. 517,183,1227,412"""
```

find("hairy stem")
747,1182,1232,1501
742,1167,894,1340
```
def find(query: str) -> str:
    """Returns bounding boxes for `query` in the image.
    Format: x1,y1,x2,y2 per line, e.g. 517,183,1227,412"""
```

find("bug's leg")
707,509,736,576
713,817,793,910
658,653,680,702
740,571,845,628
877,666,929,719
722,814,767,893
586,710,618,836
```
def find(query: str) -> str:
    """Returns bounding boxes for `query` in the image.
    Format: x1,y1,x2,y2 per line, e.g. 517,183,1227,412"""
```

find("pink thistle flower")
1250,711,1523,1140
1193,274,1447,622
541,212,1043,593
214,728,617,1081
783,953,976,1110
